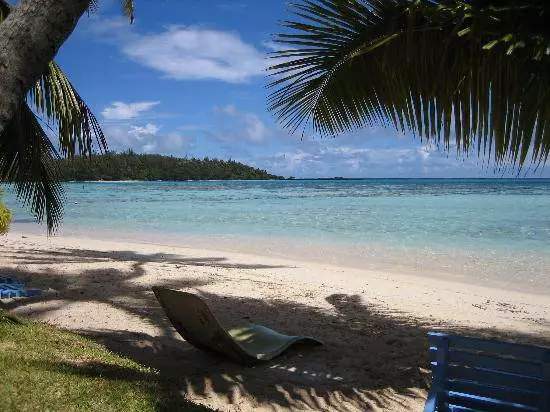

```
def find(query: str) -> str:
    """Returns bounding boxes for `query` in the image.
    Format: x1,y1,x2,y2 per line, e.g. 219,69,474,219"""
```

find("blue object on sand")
0,276,23,285
0,276,42,299
425,332,550,412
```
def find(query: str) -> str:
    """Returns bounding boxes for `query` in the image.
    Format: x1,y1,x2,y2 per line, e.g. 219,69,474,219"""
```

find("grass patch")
0,311,208,411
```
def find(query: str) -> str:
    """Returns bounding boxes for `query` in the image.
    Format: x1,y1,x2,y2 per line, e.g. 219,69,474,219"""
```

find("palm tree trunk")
0,0,90,135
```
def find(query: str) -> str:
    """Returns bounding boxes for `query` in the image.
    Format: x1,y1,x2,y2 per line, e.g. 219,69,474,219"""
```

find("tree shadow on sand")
85,293,549,411
0,246,288,269
1,244,549,411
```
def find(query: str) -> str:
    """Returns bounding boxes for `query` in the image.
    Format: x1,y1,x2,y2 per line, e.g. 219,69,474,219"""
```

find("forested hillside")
56,152,283,181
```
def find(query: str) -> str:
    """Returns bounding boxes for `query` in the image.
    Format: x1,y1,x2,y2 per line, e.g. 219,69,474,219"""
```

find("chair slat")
1,284,19,290
429,332,548,361
0,288,41,299
0,290,21,298
447,379,538,408
448,351,543,378
444,391,538,412
425,333,550,412
445,404,486,412
430,347,544,378
447,364,546,393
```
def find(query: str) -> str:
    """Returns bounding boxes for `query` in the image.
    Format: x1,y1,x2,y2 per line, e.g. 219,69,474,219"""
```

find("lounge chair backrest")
425,332,550,412
152,287,251,364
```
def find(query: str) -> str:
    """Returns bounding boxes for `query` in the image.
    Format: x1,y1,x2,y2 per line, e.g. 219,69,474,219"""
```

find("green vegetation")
56,152,283,181
0,0,106,233
269,0,550,168
0,311,208,412
0,188,11,234
0,202,10,234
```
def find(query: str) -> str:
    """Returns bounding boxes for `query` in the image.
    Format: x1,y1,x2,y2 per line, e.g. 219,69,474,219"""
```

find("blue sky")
50,0,549,178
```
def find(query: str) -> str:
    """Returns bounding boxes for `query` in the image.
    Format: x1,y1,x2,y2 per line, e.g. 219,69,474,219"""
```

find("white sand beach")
1,231,549,411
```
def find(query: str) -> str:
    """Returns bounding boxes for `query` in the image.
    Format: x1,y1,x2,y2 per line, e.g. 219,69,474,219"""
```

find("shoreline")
63,177,550,181
9,223,550,296
3,231,549,332
1,232,549,411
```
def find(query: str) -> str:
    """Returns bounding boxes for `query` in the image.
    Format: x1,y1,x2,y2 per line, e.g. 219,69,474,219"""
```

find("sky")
49,0,549,178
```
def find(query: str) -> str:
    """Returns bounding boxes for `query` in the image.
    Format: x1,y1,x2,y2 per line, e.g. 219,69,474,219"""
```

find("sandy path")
1,232,549,411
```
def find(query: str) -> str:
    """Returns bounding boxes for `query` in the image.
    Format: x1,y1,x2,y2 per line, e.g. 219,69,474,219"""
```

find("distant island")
56,152,283,181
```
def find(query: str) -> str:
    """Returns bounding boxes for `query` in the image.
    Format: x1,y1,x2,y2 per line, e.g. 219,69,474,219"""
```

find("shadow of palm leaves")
26,359,210,411
0,246,287,269
1,244,549,411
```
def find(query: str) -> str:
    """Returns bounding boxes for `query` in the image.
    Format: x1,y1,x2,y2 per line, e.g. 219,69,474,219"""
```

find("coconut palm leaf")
0,103,64,232
268,0,550,168
0,0,110,233
89,0,135,23
120,0,135,23
1,63,106,233
29,61,107,158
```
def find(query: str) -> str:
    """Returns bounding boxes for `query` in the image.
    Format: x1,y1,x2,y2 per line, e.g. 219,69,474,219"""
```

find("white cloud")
279,151,311,172
417,144,437,162
142,142,157,154
257,139,474,178
87,17,281,83
103,124,132,147
103,121,194,155
86,16,132,37
121,26,265,83
216,2,248,12
345,157,362,171
166,132,186,150
129,123,160,139
219,104,238,116
214,105,268,142
103,122,160,151
243,112,267,142
262,41,285,52
102,101,160,120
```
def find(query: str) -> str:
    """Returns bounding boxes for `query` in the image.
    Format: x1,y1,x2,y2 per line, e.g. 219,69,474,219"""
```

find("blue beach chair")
0,276,42,299
425,332,550,411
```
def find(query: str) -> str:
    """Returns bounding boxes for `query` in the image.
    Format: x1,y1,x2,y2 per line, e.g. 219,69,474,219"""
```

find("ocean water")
4,179,550,293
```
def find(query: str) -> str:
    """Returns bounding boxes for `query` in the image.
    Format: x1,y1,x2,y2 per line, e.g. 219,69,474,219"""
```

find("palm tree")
0,0,135,233
268,0,550,169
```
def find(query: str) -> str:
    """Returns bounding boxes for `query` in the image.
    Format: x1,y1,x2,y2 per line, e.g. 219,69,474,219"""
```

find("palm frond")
88,0,135,23
268,0,550,168
28,61,107,158
0,0,121,233
121,0,135,24
0,104,64,233
0,1,107,158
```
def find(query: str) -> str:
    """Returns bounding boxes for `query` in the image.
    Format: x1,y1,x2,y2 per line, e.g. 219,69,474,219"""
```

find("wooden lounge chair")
152,286,322,365
425,332,550,411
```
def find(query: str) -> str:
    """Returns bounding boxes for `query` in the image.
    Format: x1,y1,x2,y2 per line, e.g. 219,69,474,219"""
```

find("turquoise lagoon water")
4,179,550,292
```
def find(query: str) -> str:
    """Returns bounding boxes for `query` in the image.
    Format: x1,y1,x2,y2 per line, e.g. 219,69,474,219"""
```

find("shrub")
0,190,12,234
